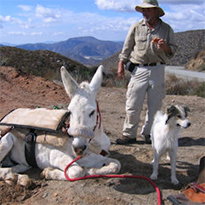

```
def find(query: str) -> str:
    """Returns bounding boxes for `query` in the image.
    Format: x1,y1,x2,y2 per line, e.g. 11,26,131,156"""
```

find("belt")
135,62,164,67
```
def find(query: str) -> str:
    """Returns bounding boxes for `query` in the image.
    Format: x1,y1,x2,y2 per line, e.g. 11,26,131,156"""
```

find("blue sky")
0,0,205,45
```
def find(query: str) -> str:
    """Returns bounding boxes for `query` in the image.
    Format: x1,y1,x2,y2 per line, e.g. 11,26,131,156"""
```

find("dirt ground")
0,66,204,205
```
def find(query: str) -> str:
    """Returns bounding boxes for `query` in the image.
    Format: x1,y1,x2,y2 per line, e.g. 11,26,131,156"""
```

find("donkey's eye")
89,110,95,117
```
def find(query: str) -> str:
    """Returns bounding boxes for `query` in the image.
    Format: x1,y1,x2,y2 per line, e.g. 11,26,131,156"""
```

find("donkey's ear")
60,66,79,98
89,65,104,98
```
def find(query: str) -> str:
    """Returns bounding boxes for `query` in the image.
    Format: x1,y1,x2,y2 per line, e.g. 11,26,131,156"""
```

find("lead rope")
64,156,162,205
96,101,101,129
92,101,101,132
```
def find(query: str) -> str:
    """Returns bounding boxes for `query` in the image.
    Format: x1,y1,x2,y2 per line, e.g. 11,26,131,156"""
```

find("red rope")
64,156,161,205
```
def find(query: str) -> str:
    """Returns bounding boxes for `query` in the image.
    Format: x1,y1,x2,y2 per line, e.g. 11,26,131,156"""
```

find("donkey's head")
61,65,104,156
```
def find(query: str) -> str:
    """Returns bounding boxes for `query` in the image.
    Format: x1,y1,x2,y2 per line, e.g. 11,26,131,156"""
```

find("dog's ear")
167,105,178,115
183,106,190,117
165,105,178,124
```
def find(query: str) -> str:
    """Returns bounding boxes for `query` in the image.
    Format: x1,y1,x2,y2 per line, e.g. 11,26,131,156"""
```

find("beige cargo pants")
123,64,165,138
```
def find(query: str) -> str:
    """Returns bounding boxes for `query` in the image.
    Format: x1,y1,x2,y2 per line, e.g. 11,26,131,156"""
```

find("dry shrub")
166,74,205,97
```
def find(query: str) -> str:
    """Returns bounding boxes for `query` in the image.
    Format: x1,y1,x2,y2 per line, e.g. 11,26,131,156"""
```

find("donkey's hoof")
4,169,18,186
5,179,17,186
17,174,33,188
40,167,54,179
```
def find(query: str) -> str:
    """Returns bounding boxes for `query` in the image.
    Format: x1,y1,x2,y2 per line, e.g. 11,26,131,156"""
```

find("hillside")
0,46,95,82
173,30,205,66
16,36,123,66
186,49,205,71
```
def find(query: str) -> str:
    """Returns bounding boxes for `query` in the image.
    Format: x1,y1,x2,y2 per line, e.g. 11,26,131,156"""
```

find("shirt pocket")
136,36,147,51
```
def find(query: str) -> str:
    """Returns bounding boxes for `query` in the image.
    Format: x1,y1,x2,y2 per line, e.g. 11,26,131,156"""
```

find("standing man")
116,0,177,145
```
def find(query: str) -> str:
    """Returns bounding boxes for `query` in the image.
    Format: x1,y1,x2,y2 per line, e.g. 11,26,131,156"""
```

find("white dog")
150,105,191,185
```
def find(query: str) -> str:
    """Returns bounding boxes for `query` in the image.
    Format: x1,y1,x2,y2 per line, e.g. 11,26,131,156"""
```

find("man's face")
142,8,158,23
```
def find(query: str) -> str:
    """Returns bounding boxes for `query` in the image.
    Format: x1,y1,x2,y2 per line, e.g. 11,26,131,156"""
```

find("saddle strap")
24,131,38,168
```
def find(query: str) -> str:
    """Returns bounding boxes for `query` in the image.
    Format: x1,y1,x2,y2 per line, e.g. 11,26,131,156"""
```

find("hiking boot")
144,135,151,144
116,136,136,145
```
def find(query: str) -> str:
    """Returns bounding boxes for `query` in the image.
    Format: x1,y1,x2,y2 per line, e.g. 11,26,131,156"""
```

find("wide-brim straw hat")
135,0,165,17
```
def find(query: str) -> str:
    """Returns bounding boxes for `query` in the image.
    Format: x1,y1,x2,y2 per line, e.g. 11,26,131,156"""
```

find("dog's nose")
187,122,191,127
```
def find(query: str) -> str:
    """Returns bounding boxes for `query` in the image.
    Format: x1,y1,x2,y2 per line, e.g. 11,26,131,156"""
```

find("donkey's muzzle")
73,145,87,156
68,127,94,139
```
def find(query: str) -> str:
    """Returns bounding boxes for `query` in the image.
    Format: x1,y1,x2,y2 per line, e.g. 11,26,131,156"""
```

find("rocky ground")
0,66,204,205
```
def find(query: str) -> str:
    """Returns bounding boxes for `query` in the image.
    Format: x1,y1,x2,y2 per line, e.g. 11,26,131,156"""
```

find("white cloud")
95,0,140,12
31,32,43,36
66,10,138,38
8,31,26,36
1,1,204,44
163,2,205,32
35,4,61,23
18,5,32,12
94,0,205,33
94,0,205,13
52,32,64,36
0,15,18,29
0,15,12,23
7,31,42,36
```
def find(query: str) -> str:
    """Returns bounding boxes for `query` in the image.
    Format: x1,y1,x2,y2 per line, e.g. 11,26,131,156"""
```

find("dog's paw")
150,173,158,180
171,177,179,185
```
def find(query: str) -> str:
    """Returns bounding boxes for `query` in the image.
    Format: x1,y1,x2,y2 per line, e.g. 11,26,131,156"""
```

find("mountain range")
1,29,204,69
15,36,123,67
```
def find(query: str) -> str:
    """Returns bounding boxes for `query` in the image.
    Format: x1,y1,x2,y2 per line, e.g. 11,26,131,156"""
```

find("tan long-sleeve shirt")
119,19,177,64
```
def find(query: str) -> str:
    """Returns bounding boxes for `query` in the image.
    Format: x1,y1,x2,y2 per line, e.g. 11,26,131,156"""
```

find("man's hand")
157,39,172,55
118,60,125,79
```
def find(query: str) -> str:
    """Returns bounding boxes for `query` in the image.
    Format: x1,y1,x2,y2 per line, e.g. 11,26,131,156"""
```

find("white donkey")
0,65,121,187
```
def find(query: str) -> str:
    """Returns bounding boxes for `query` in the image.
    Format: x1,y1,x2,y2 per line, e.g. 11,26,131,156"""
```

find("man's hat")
135,0,165,17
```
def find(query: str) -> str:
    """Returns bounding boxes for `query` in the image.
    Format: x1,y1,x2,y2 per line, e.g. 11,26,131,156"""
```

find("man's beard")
143,15,151,23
